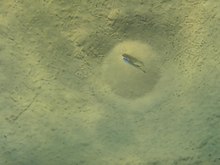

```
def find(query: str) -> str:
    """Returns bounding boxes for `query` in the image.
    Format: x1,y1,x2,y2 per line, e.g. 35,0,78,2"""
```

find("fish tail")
139,68,146,73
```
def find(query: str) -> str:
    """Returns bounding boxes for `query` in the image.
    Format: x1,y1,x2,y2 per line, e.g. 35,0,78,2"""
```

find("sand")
0,0,219,165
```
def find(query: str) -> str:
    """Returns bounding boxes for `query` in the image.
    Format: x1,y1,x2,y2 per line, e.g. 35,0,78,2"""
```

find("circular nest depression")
101,40,161,99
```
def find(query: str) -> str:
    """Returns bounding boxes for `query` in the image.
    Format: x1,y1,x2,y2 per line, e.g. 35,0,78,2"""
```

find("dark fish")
122,53,146,73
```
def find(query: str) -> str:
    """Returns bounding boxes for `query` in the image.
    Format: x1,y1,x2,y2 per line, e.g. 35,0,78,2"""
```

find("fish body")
122,53,146,73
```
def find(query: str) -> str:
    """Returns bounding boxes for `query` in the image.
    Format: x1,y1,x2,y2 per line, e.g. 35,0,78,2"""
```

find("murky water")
0,1,219,164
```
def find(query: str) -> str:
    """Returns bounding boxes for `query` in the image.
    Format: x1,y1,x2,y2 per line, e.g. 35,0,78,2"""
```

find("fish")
122,53,146,73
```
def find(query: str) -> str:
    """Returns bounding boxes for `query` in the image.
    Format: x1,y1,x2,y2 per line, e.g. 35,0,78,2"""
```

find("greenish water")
0,0,219,165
